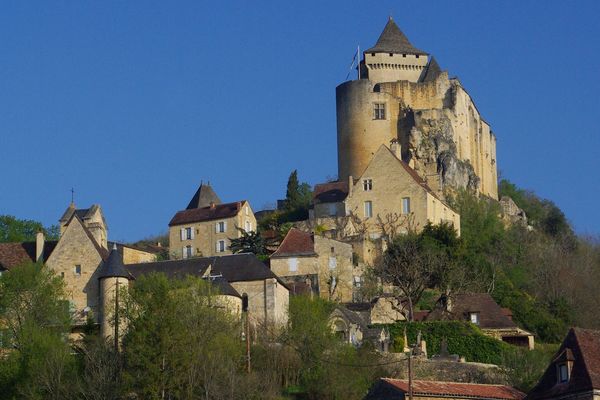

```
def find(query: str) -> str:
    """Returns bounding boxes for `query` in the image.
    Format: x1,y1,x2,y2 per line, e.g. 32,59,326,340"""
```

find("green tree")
0,215,59,243
282,170,312,221
229,228,266,258
0,261,75,399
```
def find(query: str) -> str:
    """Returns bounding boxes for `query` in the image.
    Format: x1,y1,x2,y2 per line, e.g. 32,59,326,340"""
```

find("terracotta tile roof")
379,379,525,400
270,228,316,258
169,201,245,226
0,241,57,270
527,328,600,400
313,181,349,203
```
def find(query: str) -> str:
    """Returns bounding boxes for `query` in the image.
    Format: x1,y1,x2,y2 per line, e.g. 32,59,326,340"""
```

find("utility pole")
245,310,251,373
114,278,119,352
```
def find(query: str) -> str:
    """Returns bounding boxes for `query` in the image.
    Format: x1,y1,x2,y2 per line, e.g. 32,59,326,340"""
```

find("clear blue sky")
1,1,599,242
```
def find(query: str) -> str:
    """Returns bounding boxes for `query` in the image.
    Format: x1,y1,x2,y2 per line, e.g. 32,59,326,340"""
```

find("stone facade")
312,145,460,240
169,202,257,258
270,229,358,302
337,19,498,200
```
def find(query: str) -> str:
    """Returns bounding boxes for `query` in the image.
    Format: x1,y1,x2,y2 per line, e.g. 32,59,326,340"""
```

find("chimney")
347,175,353,197
35,231,45,263
390,139,401,160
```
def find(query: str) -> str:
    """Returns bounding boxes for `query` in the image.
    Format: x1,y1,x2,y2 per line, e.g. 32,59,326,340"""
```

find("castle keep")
337,17,498,200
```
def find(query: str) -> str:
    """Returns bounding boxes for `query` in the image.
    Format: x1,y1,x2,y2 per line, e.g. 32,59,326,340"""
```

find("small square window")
374,103,386,120
402,197,411,214
363,179,373,191
371,53,375,57
389,53,393,57
74,265,82,276
469,312,479,325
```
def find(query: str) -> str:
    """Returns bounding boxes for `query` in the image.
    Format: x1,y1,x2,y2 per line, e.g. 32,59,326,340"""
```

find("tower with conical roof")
362,17,429,83
98,245,132,341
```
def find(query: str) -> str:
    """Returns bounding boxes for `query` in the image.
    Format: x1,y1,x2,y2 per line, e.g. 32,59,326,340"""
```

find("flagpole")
357,45,361,80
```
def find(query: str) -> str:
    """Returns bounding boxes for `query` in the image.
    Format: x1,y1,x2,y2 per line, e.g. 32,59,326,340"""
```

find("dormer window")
558,363,569,383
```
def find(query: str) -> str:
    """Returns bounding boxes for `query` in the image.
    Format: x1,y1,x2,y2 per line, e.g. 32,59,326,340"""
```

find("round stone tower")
337,18,429,181
98,245,132,341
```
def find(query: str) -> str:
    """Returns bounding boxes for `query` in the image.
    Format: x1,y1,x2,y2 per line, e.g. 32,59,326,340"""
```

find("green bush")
380,321,513,365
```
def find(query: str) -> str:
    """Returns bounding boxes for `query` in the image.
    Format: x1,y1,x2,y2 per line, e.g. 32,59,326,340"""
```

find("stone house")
125,253,289,331
168,183,257,258
365,379,525,400
269,228,358,302
526,328,600,400
310,144,460,264
421,293,535,350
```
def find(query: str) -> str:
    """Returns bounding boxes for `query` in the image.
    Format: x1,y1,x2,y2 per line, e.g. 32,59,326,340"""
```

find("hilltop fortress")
337,17,498,200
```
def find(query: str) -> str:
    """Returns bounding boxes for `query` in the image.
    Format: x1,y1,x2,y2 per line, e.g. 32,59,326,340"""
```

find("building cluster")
0,17,592,400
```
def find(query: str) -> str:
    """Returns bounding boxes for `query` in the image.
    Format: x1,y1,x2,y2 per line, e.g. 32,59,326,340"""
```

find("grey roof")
186,183,222,210
125,253,287,287
365,17,427,55
421,57,442,82
98,248,132,279
59,203,102,223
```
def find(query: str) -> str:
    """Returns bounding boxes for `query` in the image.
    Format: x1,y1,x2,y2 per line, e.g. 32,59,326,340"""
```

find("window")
185,227,192,240
330,247,335,254
288,258,298,272
242,293,249,312
371,52,375,56
216,240,226,253
389,53,393,57
245,206,249,216
469,312,480,325
402,197,411,214
353,276,362,288
327,203,337,216
363,179,373,191
216,221,226,233
373,103,386,120
245,220,252,232
182,245,192,259
74,265,81,276
364,201,373,218
61,272,65,278
329,256,337,270
558,363,569,383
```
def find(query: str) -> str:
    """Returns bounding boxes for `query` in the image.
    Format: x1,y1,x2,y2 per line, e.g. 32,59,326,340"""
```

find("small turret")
98,245,132,342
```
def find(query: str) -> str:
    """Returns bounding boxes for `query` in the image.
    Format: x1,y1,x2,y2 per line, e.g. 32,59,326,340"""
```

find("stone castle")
337,17,498,200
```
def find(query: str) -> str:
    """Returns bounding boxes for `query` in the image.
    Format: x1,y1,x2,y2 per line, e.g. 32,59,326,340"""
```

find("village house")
365,379,525,400
526,328,600,400
168,183,257,258
419,293,535,350
269,228,358,302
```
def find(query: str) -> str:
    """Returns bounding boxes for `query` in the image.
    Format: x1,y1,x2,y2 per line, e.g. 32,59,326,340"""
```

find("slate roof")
0,241,57,270
313,181,349,203
422,57,443,82
270,228,316,258
59,203,103,223
426,293,518,330
526,328,600,400
125,253,286,287
169,201,245,226
98,247,133,279
371,379,525,400
186,183,222,210
365,17,428,55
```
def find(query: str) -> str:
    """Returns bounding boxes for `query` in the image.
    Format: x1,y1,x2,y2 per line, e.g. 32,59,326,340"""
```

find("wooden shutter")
180,228,185,241
215,223,219,233
190,228,195,240
182,247,187,259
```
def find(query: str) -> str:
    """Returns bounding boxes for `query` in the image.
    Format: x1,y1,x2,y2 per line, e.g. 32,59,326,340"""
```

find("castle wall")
364,52,428,83
230,278,288,329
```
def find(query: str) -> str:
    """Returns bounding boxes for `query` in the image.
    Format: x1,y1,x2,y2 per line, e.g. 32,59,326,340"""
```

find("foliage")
500,343,558,392
281,170,312,222
0,261,75,399
383,321,513,365
0,215,59,243
229,228,267,257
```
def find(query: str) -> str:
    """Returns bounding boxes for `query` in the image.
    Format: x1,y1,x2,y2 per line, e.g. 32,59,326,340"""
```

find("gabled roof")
59,203,104,224
526,328,600,400
186,183,222,210
169,201,246,226
426,293,518,330
0,241,57,270
371,379,525,400
98,247,133,279
313,181,349,203
271,228,316,258
365,17,428,55
125,253,287,287
422,57,443,82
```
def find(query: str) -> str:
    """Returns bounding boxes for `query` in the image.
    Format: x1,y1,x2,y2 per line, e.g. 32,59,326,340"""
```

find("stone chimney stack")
35,231,45,263
390,139,402,160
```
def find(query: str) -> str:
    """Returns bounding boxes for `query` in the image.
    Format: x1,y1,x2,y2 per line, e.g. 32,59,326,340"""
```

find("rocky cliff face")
405,110,480,195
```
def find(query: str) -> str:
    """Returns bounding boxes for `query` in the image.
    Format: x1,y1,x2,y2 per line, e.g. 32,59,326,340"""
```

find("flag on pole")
345,45,360,81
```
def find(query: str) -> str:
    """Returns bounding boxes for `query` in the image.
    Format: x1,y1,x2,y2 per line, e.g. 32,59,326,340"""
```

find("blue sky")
1,1,599,241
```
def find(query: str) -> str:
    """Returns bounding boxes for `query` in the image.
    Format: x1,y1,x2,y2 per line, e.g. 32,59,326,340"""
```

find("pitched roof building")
366,379,526,400
526,328,600,400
